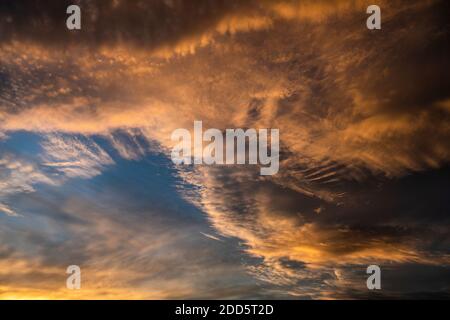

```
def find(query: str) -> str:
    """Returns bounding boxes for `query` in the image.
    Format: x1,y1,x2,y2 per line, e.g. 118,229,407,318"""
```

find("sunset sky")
0,0,449,299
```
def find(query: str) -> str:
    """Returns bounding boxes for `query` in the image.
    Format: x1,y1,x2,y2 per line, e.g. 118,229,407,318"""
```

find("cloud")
1,0,448,181
0,0,267,56
200,232,224,242
0,154,57,196
0,135,114,217
0,202,19,217
0,159,261,299
106,130,147,160
41,134,114,178
177,164,450,298
0,0,404,59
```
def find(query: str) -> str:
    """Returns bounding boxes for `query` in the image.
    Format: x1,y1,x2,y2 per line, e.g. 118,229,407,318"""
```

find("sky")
0,0,449,299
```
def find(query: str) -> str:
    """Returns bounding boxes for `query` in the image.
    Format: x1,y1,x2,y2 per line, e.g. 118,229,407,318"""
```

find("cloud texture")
0,0,449,298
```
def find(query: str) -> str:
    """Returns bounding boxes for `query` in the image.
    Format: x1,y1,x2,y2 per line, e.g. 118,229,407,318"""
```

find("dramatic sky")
0,0,449,299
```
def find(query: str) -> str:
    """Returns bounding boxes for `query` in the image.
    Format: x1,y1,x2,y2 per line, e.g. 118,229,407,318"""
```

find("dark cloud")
0,0,257,50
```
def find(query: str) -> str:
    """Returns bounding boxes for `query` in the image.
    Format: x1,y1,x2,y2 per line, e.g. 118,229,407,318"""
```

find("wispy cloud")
0,202,19,217
0,154,57,196
41,134,114,179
